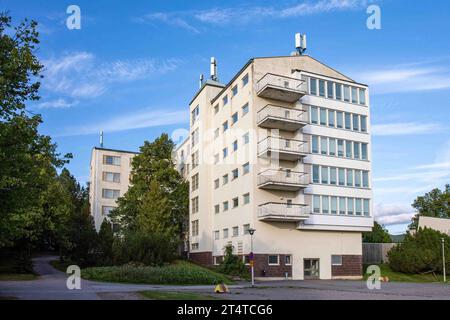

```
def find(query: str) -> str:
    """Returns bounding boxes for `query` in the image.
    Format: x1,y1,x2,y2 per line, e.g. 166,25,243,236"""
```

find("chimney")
100,131,104,148
199,74,204,88
210,57,217,81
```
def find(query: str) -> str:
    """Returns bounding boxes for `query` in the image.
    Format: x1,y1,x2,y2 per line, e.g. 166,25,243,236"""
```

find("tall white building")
175,43,373,280
89,147,138,231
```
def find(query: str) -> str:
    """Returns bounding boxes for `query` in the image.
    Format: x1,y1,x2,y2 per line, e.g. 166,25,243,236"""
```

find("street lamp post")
248,228,256,288
442,238,446,283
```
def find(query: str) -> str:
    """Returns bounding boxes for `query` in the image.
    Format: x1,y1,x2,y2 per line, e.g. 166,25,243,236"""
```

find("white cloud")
136,13,200,33
371,122,444,136
374,203,415,226
37,98,79,109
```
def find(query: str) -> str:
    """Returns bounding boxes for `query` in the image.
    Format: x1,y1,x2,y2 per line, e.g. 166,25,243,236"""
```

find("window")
222,121,228,132
330,167,337,185
355,170,362,188
363,199,370,216
322,196,330,214
359,88,366,105
102,206,115,216
232,140,238,151
337,139,344,157
313,195,321,213
191,243,199,250
242,74,249,86
319,79,325,97
102,189,120,199
352,114,359,131
232,85,238,96
345,112,351,130
346,169,353,187
191,105,199,125
214,204,220,214
344,85,350,102
192,151,199,168
355,199,362,216
223,201,229,211
232,197,239,208
336,111,343,128
191,220,199,236
268,255,279,265
351,87,358,103
231,112,238,125
223,174,228,185
285,255,292,266
327,81,334,99
232,168,239,180
223,147,228,159
312,165,320,183
354,142,360,160
335,84,342,100
332,255,342,266
214,128,219,139
214,230,220,240
287,199,292,208
232,226,239,237
361,116,367,132
363,171,369,188
311,135,319,154
328,110,335,127
192,196,199,213
242,103,249,116
345,141,352,158
339,197,346,215
243,162,250,175
338,168,345,186
321,137,328,155
103,155,120,166
331,197,337,214
214,153,219,164
321,166,329,184
243,224,250,235
311,106,318,124
192,173,199,191
214,178,219,189
310,78,317,95
329,138,336,156
243,193,250,204
320,108,327,125
214,104,219,114
103,172,120,183
347,198,354,215
361,143,368,160
223,95,228,105
223,228,229,239
191,128,199,147
243,132,249,145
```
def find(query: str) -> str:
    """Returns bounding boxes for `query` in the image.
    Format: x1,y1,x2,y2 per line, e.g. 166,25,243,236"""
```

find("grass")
140,290,221,300
363,264,448,283
0,257,38,281
82,260,234,285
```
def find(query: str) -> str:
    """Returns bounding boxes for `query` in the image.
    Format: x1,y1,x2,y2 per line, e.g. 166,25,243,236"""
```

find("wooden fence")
362,243,397,264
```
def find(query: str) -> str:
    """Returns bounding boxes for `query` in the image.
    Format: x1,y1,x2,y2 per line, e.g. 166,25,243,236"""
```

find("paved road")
1,255,449,300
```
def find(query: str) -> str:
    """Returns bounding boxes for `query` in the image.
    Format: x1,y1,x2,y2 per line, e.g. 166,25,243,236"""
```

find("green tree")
363,221,392,243
217,244,248,278
98,219,114,266
409,184,450,230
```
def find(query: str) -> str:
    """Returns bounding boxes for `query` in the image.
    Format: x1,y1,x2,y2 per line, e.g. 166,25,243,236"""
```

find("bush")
82,261,232,285
112,231,178,266
216,244,249,278
388,227,450,275
97,220,114,266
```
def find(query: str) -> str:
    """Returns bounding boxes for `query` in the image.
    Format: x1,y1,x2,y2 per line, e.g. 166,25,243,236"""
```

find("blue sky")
3,0,450,234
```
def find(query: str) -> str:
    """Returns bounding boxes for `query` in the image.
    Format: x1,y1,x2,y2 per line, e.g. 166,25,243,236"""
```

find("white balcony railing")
258,202,310,221
257,137,308,158
256,73,306,102
257,104,308,129
257,169,308,188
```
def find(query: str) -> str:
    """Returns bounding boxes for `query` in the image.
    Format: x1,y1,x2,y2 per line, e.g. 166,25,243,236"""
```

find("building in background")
89,147,138,231
417,216,450,235
175,39,373,280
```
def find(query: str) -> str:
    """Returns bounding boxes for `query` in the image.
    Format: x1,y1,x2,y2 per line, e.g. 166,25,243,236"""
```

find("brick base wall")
331,255,362,277
189,251,213,266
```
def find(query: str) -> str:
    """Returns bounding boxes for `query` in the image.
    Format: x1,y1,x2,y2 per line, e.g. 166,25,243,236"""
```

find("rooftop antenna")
295,33,307,55
199,74,204,88
100,131,104,148
210,57,217,81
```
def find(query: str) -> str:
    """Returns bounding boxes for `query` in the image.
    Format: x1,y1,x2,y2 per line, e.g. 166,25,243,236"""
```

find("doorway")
304,259,320,279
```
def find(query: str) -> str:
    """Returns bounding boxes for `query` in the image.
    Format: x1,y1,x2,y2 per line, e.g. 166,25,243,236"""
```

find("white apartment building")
89,147,138,231
175,48,373,280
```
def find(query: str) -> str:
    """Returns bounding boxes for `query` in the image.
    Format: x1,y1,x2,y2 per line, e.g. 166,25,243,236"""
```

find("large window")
268,255,279,265
352,114,359,131
362,143,368,160
192,196,199,213
364,199,370,216
336,111,343,128
361,116,367,132
242,74,249,86
191,220,199,236
192,173,199,191
103,155,120,166
103,172,120,183
232,226,239,237
344,85,350,102
335,84,342,100
320,108,327,125
313,195,321,213
355,199,362,216
223,228,229,238
363,171,369,188
328,110,335,127
327,81,334,98
192,151,199,168
330,167,337,185
322,196,330,214
351,87,358,104
312,165,320,183
345,112,351,130
321,166,329,184
347,198,354,215
346,169,353,187
191,128,199,147
339,197,346,215
321,137,328,155
331,197,337,214
310,78,317,95
310,106,318,124
338,168,345,186
243,193,250,204
355,170,361,187
354,142,360,160
329,138,336,156
319,80,325,97
337,139,344,157
359,88,366,105
312,136,319,154
102,206,115,216
102,189,119,199
191,105,199,125
332,255,342,266
345,141,352,158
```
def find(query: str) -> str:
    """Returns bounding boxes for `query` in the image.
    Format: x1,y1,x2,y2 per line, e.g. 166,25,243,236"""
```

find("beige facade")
89,147,138,231
418,216,450,235
175,54,373,280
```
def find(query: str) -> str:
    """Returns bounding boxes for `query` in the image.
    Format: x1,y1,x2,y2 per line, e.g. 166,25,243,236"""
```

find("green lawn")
0,258,38,281
364,264,447,283
82,260,234,285
140,290,221,300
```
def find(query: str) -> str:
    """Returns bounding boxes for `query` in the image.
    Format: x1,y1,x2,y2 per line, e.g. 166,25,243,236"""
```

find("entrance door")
304,259,320,279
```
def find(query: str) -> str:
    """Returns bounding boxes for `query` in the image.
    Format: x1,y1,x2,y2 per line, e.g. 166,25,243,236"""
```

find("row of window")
213,254,343,267
102,188,120,199
217,103,249,133
215,73,249,112
213,163,250,189
214,193,250,214
102,171,120,183
312,195,370,216
310,106,367,133
103,155,121,166
311,135,368,160
309,77,366,106
213,223,251,240
312,165,370,188
214,132,250,163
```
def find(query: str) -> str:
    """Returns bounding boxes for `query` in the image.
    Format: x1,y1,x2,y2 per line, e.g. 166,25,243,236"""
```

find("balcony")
257,137,308,161
256,73,306,103
257,105,308,131
258,202,310,222
257,169,308,191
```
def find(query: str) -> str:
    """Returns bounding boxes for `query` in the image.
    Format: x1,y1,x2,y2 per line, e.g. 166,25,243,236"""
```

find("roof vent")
210,57,217,81
295,33,307,55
